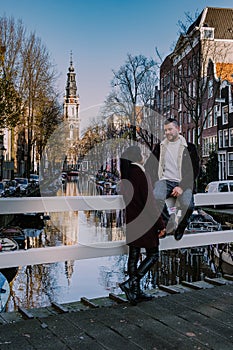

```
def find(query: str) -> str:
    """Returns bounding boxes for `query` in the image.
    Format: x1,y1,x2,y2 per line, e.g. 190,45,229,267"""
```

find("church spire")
66,50,77,99
63,52,80,141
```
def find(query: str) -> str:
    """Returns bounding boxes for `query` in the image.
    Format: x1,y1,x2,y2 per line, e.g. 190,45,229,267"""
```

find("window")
163,95,167,110
203,110,207,129
230,128,233,147
219,130,223,148
207,109,212,128
208,80,213,98
198,127,201,144
167,92,170,107
188,60,192,75
161,78,164,91
192,56,197,71
178,65,182,84
188,82,192,98
178,112,182,132
228,153,233,176
187,112,191,123
223,129,229,147
202,28,214,40
188,129,191,142
178,91,182,111
183,111,186,124
213,136,217,150
202,138,208,156
230,182,233,191
171,91,174,105
209,136,217,152
213,105,218,126
218,153,226,180
192,79,196,98
222,105,228,124
218,183,228,192
192,128,195,143
166,74,170,89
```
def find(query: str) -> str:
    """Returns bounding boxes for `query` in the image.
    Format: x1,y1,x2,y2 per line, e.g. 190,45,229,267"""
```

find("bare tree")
0,15,61,176
103,54,159,145
0,75,22,128
18,31,59,175
0,17,24,128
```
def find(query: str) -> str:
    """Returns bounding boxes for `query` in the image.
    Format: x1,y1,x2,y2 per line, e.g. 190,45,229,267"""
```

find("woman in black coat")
119,146,165,305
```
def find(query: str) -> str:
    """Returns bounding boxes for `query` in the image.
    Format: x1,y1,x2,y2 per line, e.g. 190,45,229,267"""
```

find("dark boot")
119,277,138,305
137,249,159,279
135,280,153,301
175,207,193,240
119,246,140,305
135,249,159,301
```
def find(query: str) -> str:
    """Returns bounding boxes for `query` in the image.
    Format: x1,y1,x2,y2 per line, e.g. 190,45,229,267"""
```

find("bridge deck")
0,277,233,349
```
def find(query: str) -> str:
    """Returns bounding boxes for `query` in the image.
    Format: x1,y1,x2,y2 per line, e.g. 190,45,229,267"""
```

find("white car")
205,180,233,193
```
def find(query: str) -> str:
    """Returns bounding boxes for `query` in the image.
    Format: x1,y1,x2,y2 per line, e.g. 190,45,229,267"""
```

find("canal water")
5,179,222,312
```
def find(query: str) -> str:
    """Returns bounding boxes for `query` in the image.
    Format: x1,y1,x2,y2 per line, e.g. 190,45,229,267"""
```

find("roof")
216,62,233,83
187,7,233,39
203,7,233,39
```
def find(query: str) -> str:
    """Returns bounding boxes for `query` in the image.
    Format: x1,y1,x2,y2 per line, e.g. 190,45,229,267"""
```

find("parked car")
14,177,31,195
29,174,40,187
205,180,233,193
0,182,5,197
2,179,17,197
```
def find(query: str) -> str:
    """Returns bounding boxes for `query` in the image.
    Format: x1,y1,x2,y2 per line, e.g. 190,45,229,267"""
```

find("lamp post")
0,144,6,181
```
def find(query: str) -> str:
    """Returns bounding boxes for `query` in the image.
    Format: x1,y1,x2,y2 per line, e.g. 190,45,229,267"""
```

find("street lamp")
0,144,6,181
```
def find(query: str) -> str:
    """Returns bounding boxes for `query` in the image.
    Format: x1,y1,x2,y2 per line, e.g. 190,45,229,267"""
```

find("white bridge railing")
0,193,233,269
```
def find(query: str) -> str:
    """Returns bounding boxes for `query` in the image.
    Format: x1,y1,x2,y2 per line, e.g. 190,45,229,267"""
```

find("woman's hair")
120,146,142,179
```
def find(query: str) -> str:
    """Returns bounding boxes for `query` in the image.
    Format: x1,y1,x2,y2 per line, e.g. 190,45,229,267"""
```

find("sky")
1,0,233,131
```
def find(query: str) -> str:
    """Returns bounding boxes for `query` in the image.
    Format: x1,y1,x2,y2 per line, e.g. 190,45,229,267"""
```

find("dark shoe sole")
136,294,153,302
174,230,184,241
119,282,137,306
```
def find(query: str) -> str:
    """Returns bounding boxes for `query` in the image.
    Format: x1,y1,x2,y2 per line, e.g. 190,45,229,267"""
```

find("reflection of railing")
0,193,233,269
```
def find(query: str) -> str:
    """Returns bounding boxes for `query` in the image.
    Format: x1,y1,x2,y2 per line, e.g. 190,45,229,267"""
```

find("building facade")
217,68,233,180
159,7,233,169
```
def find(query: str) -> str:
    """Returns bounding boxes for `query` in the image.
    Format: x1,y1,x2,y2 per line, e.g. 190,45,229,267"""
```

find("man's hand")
158,228,166,238
171,186,183,197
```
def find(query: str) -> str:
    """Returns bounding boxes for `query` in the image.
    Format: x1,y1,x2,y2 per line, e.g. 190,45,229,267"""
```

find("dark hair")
120,146,142,179
164,118,180,127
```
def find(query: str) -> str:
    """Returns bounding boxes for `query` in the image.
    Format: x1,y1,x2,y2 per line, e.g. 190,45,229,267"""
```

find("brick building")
159,7,233,169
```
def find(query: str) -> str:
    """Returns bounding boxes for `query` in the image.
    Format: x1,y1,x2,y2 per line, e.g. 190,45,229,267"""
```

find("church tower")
63,52,80,140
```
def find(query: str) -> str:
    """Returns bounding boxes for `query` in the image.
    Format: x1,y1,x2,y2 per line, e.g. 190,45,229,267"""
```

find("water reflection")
5,179,222,312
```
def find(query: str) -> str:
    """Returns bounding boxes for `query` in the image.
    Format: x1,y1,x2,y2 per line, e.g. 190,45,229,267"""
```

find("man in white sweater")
145,118,200,240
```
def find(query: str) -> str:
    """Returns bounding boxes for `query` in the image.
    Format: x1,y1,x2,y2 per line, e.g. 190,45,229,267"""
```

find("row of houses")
158,6,233,180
